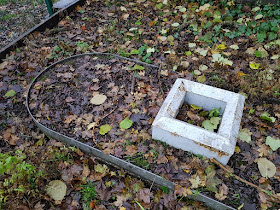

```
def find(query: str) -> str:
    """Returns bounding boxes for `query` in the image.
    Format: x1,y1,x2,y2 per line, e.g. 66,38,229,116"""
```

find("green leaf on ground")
133,65,145,70
238,128,252,143
202,120,216,132
130,49,139,54
206,171,222,193
120,118,133,129
260,112,276,123
249,63,260,69
94,164,108,174
254,50,262,57
5,90,16,98
197,75,206,83
99,124,111,135
190,104,202,110
210,117,220,126
266,136,280,151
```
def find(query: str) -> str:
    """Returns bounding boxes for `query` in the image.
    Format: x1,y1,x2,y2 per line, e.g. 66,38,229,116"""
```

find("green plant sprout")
0,150,44,206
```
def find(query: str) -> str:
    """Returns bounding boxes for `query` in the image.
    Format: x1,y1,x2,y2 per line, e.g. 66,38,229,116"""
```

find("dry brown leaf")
125,145,138,156
113,194,128,207
138,188,152,203
156,154,168,164
82,165,91,178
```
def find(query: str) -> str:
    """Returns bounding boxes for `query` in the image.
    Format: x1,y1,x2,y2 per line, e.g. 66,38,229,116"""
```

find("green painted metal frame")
45,0,54,16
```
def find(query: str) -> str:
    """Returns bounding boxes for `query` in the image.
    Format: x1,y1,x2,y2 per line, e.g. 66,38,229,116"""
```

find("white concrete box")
152,78,245,165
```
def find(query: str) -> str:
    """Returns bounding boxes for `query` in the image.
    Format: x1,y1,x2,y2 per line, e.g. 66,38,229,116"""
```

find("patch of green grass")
0,150,44,207
79,182,97,203
126,152,150,169
0,13,17,21
0,0,7,5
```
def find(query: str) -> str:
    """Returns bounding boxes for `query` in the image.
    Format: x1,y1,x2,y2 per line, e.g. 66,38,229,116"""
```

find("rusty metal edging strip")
0,0,84,61
26,53,236,210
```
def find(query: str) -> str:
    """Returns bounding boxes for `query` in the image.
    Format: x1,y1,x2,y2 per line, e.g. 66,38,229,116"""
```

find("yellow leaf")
249,63,260,70
237,71,246,78
235,146,241,153
217,44,226,50
76,5,82,10
184,169,190,173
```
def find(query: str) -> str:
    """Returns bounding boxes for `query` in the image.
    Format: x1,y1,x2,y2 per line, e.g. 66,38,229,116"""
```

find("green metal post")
45,0,54,16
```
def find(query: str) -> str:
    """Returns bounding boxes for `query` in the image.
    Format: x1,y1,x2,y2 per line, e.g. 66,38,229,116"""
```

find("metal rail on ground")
26,53,236,210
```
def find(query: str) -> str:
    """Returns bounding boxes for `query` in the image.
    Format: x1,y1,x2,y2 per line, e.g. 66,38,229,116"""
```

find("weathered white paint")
152,78,245,165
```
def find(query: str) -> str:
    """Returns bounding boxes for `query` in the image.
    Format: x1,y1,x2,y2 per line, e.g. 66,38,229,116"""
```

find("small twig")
157,64,163,95
102,107,117,120
149,178,155,191
131,73,136,93
210,158,280,202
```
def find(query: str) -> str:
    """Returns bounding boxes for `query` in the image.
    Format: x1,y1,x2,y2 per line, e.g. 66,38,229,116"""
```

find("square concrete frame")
152,78,245,165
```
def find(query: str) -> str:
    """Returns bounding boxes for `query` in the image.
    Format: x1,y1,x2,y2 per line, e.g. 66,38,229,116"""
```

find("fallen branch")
210,157,280,203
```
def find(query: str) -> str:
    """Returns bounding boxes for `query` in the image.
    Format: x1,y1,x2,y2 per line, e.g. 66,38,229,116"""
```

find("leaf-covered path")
0,0,280,209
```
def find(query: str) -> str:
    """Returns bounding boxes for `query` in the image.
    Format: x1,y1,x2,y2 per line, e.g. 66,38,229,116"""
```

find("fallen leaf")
94,164,108,174
87,122,97,130
255,14,263,20
238,128,252,143
171,22,180,27
99,124,111,135
188,43,196,48
260,112,276,123
156,154,168,164
122,14,129,20
199,64,208,71
237,71,246,78
113,194,128,207
215,183,228,201
133,65,145,70
197,75,206,83
217,44,226,50
5,90,16,98
189,176,201,188
249,63,260,70
271,54,279,60
206,171,222,193
82,165,90,178
138,188,152,203
120,118,133,129
265,136,280,151
125,145,138,156
229,45,239,50
246,47,255,55
46,180,67,201
190,104,202,110
158,35,167,42
0,61,8,69
146,48,155,53
90,94,107,105
194,70,201,75
257,158,276,178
